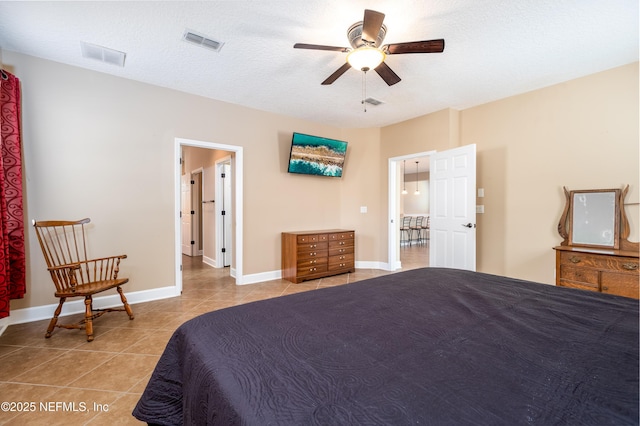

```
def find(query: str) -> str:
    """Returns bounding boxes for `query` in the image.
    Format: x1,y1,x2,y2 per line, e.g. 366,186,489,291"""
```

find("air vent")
80,41,126,67
364,97,384,106
183,30,224,52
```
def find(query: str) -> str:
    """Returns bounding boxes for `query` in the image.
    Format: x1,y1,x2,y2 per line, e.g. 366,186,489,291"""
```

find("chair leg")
117,286,135,320
46,297,66,338
84,296,94,342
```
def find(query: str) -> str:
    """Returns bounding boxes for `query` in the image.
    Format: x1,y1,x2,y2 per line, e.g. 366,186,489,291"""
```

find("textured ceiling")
0,1,637,128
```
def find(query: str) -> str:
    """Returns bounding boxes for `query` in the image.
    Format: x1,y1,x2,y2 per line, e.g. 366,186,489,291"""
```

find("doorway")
388,151,434,271
175,137,245,294
388,145,477,271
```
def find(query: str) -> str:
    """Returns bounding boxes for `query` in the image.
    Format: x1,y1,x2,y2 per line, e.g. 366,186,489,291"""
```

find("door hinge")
221,248,226,253
191,210,195,215
221,172,226,178
191,240,195,245
221,210,226,216
190,180,195,185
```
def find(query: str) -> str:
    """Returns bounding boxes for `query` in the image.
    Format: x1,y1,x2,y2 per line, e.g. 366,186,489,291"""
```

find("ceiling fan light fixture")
346,47,385,71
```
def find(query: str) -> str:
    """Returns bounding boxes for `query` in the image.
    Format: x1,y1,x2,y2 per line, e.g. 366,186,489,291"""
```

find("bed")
133,268,639,425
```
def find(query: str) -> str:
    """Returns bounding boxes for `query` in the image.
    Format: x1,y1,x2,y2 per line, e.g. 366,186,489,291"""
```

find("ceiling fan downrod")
361,70,368,112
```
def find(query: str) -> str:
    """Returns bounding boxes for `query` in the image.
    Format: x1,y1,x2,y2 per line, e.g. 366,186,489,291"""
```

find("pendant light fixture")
414,161,420,195
402,160,408,195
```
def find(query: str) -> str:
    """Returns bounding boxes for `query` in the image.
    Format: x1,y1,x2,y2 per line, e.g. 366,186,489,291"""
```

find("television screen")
287,132,348,177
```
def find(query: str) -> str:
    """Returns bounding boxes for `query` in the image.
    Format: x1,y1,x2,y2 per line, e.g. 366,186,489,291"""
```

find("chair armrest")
47,263,82,293
78,255,127,281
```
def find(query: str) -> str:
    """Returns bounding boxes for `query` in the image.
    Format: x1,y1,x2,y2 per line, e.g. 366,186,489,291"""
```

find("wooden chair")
32,218,134,341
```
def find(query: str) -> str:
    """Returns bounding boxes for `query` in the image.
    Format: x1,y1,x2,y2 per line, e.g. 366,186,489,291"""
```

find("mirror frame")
558,185,637,251
570,189,620,249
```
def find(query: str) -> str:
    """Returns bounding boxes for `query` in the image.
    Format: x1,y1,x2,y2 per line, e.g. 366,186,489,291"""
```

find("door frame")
388,150,435,271
215,156,232,268
175,138,244,293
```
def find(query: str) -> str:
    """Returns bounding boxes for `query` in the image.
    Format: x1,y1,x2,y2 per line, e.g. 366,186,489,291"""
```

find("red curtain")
0,70,25,319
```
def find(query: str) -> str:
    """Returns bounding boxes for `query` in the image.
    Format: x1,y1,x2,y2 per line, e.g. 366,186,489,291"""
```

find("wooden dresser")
554,246,639,299
554,185,639,299
282,229,355,283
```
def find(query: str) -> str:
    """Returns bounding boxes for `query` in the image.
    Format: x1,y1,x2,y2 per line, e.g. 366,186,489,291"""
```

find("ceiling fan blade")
294,43,349,52
384,39,445,55
374,61,401,86
321,62,352,85
362,9,385,44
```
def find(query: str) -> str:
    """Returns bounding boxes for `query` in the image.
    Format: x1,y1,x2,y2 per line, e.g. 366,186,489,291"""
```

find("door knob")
462,223,476,228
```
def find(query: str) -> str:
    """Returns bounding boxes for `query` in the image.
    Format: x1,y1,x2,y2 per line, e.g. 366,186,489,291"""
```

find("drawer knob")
569,256,581,264
622,263,639,271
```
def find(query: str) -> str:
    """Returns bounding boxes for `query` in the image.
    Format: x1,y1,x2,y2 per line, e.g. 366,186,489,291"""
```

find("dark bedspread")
133,268,639,425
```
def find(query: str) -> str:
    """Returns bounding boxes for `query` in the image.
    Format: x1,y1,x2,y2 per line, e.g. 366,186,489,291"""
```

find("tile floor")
0,243,427,425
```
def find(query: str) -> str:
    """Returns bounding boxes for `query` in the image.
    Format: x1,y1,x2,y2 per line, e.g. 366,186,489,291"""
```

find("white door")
181,174,194,256
429,144,476,270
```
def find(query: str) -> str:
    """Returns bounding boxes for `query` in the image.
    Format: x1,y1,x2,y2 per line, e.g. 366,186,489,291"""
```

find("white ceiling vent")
183,30,224,52
80,41,126,67
364,97,384,106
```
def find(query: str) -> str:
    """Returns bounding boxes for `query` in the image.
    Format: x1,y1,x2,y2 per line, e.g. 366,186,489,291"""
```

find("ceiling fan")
294,9,445,86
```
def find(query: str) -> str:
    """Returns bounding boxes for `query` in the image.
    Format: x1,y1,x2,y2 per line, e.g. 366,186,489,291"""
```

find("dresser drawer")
329,253,354,270
558,264,599,288
297,248,328,261
601,272,640,299
329,238,353,249
329,232,354,241
297,234,318,244
329,245,354,257
297,241,327,253
297,256,328,272
296,263,328,277
559,251,639,272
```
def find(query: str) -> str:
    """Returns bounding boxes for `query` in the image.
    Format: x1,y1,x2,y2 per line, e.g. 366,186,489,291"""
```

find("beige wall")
462,62,639,283
9,51,378,311
6,48,638,314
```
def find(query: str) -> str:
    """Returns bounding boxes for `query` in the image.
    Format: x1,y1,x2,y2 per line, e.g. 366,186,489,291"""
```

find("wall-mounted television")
287,132,348,178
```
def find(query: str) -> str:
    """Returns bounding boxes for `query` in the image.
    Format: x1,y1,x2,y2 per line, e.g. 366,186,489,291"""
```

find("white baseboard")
2,260,390,329
0,316,9,337
4,285,180,327
202,255,216,268
356,260,391,270
239,269,282,285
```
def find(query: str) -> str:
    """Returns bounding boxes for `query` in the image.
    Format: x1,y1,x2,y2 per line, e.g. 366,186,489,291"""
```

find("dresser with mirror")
554,185,639,299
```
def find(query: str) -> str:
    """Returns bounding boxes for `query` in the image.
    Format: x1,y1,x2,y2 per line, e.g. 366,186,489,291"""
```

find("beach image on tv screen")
289,133,347,177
